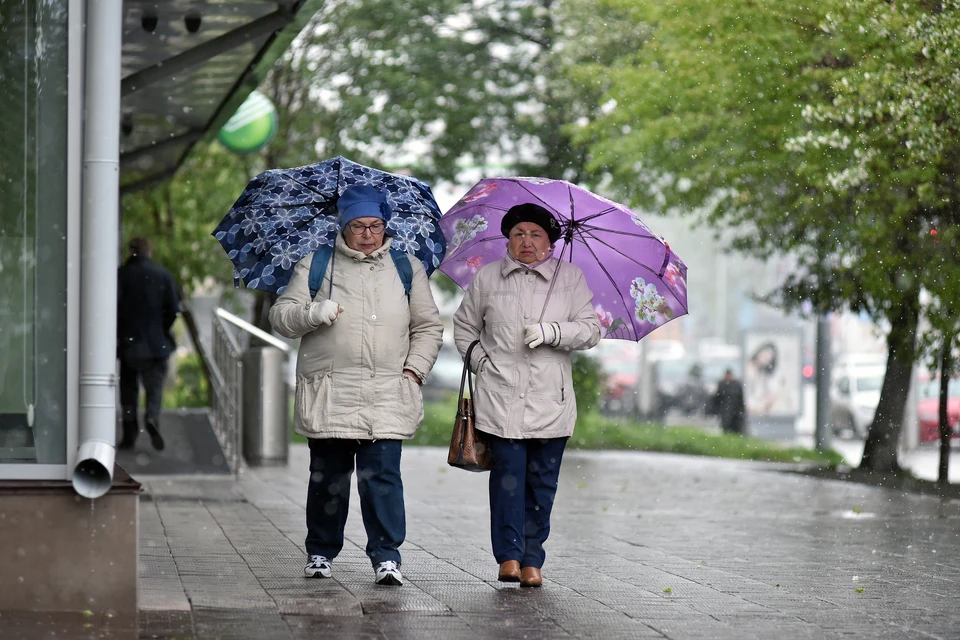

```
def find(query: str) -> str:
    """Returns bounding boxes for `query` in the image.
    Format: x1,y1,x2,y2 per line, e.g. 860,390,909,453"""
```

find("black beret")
500,203,562,243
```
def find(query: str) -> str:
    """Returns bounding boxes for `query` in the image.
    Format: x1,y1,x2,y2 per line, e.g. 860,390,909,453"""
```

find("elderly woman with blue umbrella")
443,177,688,588
214,158,447,586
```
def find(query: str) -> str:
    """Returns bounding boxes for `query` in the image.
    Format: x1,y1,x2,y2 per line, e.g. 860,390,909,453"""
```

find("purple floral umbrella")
438,177,688,341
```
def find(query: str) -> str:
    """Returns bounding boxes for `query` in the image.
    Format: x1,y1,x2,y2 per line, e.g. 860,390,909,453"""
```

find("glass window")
0,1,69,465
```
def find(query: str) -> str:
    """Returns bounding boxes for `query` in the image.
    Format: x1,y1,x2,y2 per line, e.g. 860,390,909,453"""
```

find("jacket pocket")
528,357,564,401
396,375,425,434
294,373,333,435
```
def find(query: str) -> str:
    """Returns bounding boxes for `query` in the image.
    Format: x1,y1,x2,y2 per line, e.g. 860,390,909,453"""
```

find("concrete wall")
0,470,139,614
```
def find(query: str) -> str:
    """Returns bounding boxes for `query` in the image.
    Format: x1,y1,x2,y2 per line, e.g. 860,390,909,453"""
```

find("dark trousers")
306,438,405,566
487,434,568,569
119,355,169,426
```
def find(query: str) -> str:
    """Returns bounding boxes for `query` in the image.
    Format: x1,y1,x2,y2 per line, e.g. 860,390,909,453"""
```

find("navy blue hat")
337,185,393,228
501,203,562,243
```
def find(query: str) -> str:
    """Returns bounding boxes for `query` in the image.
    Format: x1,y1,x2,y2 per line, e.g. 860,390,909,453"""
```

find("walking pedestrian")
453,202,601,587
269,185,443,586
712,368,746,434
117,237,180,451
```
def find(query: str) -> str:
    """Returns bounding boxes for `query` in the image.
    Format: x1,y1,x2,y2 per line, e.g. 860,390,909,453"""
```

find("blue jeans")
305,438,405,566
487,434,568,569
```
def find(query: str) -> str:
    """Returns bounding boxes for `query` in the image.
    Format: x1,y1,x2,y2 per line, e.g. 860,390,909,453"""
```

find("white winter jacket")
270,235,443,440
453,257,601,439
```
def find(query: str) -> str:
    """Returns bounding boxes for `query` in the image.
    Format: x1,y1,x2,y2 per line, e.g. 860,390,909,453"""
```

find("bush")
571,351,606,414
162,351,209,408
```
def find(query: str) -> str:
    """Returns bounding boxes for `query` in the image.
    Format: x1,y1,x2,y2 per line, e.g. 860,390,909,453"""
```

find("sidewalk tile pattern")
55,445,960,639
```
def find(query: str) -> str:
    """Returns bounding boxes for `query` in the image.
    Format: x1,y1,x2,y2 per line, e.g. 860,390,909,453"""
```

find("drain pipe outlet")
73,0,123,499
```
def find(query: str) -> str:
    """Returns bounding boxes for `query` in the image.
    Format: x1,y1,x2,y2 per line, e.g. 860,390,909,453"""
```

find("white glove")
308,300,342,326
524,323,559,349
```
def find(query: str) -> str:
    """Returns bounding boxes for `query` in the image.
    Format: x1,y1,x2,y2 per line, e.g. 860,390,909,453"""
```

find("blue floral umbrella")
212,156,446,294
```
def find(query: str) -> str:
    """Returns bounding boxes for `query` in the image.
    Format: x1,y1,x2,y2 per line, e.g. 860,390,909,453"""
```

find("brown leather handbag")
447,340,493,472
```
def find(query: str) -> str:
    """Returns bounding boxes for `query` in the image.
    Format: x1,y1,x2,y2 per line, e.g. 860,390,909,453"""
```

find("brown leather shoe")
498,560,521,582
520,566,542,587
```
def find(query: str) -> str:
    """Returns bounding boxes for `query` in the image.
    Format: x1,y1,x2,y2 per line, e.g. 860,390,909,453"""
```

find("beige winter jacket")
453,257,601,439
269,235,443,440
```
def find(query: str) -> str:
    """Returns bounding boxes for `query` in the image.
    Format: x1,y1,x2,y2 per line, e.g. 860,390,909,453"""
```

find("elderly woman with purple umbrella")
444,176,687,587
452,202,602,587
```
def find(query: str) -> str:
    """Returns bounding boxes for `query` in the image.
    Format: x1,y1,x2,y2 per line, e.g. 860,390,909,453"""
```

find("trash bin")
242,346,289,465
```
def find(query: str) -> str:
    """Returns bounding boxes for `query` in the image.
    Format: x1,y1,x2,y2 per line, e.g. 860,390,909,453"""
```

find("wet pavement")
4,444,959,639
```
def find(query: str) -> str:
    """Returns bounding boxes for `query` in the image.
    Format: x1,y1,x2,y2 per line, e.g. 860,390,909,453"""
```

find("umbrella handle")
537,260,562,324
328,250,335,300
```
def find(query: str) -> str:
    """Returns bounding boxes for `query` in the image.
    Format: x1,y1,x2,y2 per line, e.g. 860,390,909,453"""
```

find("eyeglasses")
346,221,386,235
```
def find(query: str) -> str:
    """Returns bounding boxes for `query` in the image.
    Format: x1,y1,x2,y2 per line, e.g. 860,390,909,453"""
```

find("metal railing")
211,312,244,474
208,308,291,474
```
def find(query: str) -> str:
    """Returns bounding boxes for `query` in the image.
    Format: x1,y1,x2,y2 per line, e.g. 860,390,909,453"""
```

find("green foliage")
286,0,649,183
121,143,252,295
403,397,841,465
162,352,210,409
407,395,462,448
571,351,605,414
571,412,841,465
572,0,960,329
570,0,960,470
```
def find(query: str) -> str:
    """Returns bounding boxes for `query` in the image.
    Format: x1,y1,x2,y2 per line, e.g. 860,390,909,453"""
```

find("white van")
830,354,886,438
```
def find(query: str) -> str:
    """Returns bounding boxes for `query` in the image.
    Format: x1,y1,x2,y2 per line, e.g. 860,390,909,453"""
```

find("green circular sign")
218,91,278,154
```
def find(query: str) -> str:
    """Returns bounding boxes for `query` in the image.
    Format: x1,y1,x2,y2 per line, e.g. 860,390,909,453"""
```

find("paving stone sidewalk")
131,445,959,640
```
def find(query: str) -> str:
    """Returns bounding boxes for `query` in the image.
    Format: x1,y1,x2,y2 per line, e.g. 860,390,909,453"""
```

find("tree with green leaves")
130,0,652,304
572,0,960,473
284,0,648,183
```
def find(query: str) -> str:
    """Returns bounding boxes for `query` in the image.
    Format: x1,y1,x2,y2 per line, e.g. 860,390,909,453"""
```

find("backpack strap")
309,245,412,300
307,245,335,299
389,248,413,299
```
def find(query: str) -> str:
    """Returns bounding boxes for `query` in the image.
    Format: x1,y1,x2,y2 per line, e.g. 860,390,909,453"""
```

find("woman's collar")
335,233,393,260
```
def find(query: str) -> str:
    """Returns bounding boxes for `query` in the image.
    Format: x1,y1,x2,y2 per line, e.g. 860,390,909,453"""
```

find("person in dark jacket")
712,369,746,435
117,237,179,450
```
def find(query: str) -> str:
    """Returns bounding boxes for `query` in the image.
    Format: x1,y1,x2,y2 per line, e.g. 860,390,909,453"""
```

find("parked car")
916,378,960,444
829,354,885,438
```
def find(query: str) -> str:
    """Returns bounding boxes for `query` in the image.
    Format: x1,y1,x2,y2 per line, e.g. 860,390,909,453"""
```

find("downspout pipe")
74,0,123,499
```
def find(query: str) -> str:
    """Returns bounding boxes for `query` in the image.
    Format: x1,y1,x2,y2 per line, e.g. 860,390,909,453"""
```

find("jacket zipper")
560,367,565,402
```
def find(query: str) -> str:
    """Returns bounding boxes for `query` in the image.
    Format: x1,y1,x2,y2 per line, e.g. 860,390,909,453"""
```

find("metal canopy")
119,0,316,193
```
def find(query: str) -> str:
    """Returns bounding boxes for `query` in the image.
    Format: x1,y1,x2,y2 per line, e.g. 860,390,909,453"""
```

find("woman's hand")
403,369,422,385
308,300,342,326
523,322,560,348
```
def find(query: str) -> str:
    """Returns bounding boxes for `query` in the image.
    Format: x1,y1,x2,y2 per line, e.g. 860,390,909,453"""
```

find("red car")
916,379,960,443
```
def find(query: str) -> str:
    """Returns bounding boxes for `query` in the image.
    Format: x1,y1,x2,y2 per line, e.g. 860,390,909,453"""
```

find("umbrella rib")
511,180,569,221
573,205,620,225
578,225,663,241
582,229,687,313
573,229,667,278
450,235,507,252
575,227,686,312
234,199,332,212
569,224,643,341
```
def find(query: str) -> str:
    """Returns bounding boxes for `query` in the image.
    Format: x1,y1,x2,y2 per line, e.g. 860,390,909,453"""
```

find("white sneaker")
304,555,332,578
374,561,403,586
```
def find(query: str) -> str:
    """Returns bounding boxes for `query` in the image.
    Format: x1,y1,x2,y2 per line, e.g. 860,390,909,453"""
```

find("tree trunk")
176,284,214,405
860,289,920,473
938,338,952,486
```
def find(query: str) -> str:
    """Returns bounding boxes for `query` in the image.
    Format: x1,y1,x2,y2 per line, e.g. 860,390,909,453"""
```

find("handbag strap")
459,340,480,403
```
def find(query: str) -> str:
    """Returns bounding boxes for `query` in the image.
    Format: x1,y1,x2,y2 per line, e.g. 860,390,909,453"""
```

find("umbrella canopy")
439,177,688,341
213,156,446,294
